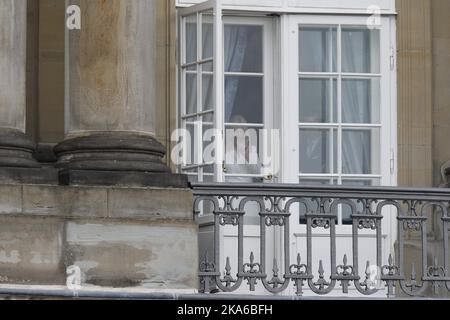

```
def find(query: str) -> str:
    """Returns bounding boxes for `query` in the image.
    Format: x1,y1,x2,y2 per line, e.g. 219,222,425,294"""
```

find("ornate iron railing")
191,183,450,298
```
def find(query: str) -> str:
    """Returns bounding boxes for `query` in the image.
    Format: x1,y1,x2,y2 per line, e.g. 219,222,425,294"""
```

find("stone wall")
431,0,450,187
0,184,197,290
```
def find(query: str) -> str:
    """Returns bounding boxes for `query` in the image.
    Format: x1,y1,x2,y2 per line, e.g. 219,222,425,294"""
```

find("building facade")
0,0,449,298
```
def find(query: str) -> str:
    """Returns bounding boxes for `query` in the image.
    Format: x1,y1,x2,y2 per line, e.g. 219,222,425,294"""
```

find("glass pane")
185,73,197,115
225,76,263,124
185,121,197,166
299,129,336,174
202,73,214,110
299,78,337,123
224,25,263,73
185,16,197,63
342,129,380,175
299,27,337,73
225,125,261,169
342,79,380,124
202,173,215,182
342,28,380,74
202,117,215,164
186,174,198,184
202,17,213,59
202,61,213,72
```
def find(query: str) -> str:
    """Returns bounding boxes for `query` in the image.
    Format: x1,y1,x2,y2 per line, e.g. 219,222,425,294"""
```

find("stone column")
55,0,183,186
0,0,39,169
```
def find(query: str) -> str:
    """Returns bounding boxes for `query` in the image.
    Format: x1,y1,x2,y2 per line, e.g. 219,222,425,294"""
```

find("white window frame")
178,2,277,184
177,3,397,191
281,14,397,189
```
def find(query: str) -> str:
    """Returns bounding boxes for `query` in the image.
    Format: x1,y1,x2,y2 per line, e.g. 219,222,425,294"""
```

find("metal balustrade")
191,183,450,298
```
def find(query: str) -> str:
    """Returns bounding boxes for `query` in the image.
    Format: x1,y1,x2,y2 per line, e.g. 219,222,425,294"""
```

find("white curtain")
341,30,372,175
224,26,249,122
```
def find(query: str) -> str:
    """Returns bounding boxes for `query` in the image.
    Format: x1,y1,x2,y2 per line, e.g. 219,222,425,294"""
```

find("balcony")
192,183,450,298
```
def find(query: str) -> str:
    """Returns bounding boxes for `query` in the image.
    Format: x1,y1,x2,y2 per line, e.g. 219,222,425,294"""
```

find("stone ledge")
58,169,189,188
0,184,194,221
0,167,58,185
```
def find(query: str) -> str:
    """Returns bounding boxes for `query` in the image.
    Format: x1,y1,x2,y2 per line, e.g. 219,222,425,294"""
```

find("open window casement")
179,1,224,183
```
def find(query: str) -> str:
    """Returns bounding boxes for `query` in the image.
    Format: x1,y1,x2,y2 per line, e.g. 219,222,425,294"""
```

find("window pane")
185,73,197,115
342,129,380,174
202,117,215,164
202,61,213,72
185,121,197,166
342,79,380,124
342,28,380,74
186,173,198,184
299,78,337,123
224,25,263,73
202,18,213,59
225,76,263,124
299,27,337,73
202,73,214,110
225,125,261,170
299,129,335,174
185,16,197,63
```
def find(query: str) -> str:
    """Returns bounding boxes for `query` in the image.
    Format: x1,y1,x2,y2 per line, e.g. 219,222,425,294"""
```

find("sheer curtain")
341,30,372,176
224,26,249,122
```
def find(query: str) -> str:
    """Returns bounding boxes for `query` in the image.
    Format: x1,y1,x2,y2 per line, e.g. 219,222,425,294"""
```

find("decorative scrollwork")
199,252,215,273
336,255,354,293
357,199,378,215
243,252,262,292
313,260,330,290
221,257,237,288
405,264,421,292
218,195,240,212
382,254,400,297
289,254,309,296
312,218,331,229
199,252,217,294
403,219,422,231
358,218,377,230
360,261,377,292
265,196,285,213
267,259,284,289
382,254,399,276
193,183,450,298
219,214,239,226
265,215,285,227
427,258,446,294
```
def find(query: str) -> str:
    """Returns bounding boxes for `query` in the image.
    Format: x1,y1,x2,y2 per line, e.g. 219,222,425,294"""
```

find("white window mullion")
213,0,224,182
336,24,343,225
337,24,343,186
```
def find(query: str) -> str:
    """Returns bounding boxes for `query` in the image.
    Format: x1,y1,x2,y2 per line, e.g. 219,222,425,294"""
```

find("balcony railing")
191,183,450,298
